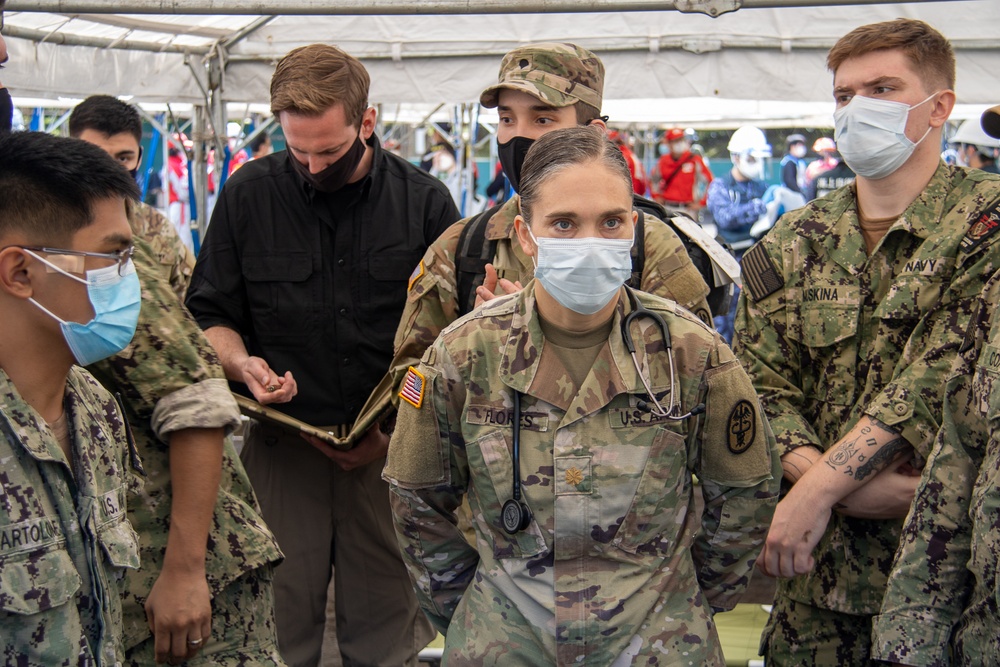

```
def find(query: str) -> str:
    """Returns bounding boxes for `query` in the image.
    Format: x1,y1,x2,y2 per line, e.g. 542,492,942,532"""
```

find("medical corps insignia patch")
399,366,426,409
961,197,1000,254
727,399,756,454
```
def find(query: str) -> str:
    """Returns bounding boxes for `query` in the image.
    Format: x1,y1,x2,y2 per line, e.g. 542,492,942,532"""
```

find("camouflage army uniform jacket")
873,268,1000,666
0,366,142,667
735,163,1000,615
380,196,713,415
86,238,283,649
129,201,195,302
384,283,780,666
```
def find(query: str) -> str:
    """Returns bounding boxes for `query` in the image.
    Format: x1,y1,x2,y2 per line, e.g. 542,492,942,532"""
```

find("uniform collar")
486,195,521,241
795,161,956,271
0,368,69,463
496,284,658,426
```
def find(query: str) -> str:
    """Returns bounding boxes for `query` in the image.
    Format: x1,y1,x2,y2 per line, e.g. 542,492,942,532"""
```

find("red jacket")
650,151,713,206
616,143,647,195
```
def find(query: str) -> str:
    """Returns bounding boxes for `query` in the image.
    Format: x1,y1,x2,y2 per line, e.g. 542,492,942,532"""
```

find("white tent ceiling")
3,0,998,127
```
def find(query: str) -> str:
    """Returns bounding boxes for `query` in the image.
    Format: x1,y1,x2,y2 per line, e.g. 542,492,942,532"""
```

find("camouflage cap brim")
480,80,582,109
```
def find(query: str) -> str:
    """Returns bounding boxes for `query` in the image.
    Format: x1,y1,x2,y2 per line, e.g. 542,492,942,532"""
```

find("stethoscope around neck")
501,286,705,535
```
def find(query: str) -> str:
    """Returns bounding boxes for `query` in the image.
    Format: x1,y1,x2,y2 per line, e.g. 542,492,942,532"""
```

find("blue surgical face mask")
26,251,141,365
527,225,634,315
834,92,937,180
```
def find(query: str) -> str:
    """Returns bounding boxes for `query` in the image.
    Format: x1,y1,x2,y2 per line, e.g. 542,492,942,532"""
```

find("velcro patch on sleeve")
399,366,426,409
384,367,447,488
701,361,772,486
960,197,1000,254
741,242,784,303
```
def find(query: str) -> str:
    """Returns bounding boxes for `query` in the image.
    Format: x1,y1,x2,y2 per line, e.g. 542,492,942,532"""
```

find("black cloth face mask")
497,135,534,194
128,146,144,180
289,134,366,193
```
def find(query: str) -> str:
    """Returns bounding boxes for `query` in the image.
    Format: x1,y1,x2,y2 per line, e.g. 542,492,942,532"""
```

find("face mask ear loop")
525,222,540,270
909,92,939,148
28,297,70,325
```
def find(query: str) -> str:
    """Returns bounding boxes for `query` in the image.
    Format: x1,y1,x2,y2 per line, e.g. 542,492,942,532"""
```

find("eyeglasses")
17,245,136,277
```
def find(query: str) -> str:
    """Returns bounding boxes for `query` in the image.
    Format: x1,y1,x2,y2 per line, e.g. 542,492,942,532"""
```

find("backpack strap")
455,204,503,316
629,208,645,289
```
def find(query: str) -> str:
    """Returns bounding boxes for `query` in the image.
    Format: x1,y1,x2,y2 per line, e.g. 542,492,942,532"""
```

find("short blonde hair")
827,19,955,92
270,44,370,126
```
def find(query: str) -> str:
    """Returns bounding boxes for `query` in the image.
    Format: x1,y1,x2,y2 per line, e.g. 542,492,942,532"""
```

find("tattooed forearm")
824,418,911,481
852,437,909,482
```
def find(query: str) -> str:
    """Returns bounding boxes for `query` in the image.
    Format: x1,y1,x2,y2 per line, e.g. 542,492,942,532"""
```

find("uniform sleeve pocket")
0,548,82,615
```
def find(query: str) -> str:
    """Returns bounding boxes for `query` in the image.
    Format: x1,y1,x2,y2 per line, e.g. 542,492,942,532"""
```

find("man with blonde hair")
737,18,1000,665
186,44,458,667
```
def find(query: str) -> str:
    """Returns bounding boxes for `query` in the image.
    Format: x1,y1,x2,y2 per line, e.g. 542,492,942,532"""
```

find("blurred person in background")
650,126,713,214
949,117,999,174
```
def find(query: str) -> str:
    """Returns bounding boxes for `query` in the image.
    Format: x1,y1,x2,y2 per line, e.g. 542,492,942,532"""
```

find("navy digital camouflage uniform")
873,266,1000,665
85,238,285,665
734,163,1000,664
385,283,780,665
0,366,142,667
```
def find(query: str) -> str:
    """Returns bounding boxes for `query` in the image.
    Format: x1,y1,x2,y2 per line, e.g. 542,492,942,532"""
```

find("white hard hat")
950,118,1000,150
728,125,772,157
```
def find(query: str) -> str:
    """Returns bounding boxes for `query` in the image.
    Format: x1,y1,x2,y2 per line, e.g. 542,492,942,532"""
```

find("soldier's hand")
835,464,920,520
242,356,297,404
474,263,523,309
756,490,830,579
145,567,212,664
302,423,389,472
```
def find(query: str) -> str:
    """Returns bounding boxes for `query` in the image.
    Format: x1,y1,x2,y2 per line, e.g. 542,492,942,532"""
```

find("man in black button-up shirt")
186,44,458,667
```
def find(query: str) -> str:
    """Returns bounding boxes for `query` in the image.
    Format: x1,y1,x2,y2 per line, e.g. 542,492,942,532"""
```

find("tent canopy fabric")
3,1,997,126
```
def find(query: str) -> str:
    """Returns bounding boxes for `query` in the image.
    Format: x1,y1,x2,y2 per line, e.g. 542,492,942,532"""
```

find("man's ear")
0,247,35,299
929,90,956,128
513,215,536,259
588,116,607,131
360,106,378,140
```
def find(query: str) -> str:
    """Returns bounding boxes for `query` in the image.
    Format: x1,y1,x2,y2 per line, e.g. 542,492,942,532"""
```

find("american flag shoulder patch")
741,242,784,302
408,260,425,291
399,366,426,409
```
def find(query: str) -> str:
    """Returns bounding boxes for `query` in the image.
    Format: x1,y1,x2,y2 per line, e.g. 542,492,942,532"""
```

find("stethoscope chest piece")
502,498,532,535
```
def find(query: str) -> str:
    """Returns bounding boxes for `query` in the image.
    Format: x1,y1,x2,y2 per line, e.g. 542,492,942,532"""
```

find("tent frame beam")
5,0,965,18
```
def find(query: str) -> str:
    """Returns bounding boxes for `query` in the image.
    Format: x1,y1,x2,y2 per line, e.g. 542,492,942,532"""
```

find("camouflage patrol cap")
480,43,604,110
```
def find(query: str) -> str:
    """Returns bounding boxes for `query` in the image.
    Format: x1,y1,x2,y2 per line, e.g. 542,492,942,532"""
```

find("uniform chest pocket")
465,430,547,560
98,519,140,574
608,427,690,556
242,253,318,346
873,274,943,323
797,299,859,407
0,547,82,615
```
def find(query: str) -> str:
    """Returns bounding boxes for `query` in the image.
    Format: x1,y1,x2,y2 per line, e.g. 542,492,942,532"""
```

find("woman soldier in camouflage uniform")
384,126,781,666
